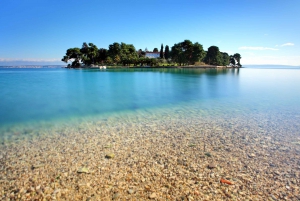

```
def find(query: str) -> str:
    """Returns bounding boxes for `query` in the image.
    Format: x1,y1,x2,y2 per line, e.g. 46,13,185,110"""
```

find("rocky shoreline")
0,110,299,200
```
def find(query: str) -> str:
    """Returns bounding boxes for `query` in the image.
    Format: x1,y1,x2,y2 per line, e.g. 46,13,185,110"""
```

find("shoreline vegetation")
65,65,242,70
62,40,242,69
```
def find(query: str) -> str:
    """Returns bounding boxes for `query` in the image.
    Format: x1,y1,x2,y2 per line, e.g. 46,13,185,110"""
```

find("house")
145,51,160,58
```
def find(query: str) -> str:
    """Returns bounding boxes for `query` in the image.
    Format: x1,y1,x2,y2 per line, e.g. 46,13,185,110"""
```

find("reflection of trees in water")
230,68,239,75
102,68,240,77
85,68,240,104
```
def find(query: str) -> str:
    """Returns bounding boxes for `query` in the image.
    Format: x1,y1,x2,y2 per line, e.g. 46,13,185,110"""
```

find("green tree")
191,42,205,64
107,42,138,66
229,54,242,67
108,42,121,64
150,58,158,66
80,42,98,65
138,57,146,66
230,55,236,66
181,40,194,65
119,43,138,66
221,52,230,66
164,45,170,59
171,43,184,66
114,55,121,64
233,53,242,67
204,46,223,65
171,40,192,66
61,47,82,67
160,44,164,58
97,48,107,65
106,56,113,64
137,49,144,58
153,48,159,52
171,40,205,66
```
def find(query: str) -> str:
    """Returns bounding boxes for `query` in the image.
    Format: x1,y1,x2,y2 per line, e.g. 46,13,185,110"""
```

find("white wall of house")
145,52,160,58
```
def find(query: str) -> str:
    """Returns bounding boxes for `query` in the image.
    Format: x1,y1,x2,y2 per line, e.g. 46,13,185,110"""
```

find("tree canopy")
80,42,98,66
171,40,205,66
160,44,164,59
108,42,121,64
204,46,223,65
61,47,82,67
119,43,138,66
233,53,242,67
62,40,241,67
98,48,107,65
164,45,170,60
221,52,230,66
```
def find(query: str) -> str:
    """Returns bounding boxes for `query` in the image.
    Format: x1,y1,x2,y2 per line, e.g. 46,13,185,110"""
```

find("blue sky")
0,0,299,66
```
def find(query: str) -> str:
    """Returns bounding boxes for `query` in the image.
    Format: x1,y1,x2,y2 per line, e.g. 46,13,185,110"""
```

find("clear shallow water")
1,66,300,201
0,66,300,139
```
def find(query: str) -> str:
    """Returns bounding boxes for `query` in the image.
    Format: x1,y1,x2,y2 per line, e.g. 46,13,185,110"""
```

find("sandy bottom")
0,107,300,200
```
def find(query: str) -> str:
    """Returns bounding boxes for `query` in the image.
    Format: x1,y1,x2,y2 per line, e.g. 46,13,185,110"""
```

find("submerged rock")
77,167,89,174
31,164,44,169
149,192,157,199
112,192,120,200
127,189,134,194
205,152,212,157
208,163,217,169
104,144,112,148
105,153,115,159
248,153,256,158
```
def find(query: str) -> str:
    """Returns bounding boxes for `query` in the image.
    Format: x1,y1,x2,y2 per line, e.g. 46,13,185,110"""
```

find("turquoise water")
0,66,300,137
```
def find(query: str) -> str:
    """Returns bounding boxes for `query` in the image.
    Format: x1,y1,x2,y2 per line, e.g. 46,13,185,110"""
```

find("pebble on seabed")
208,163,217,169
0,110,299,200
105,153,115,159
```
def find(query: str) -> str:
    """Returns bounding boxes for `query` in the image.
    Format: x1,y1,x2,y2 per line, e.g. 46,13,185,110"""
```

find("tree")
108,42,121,64
97,48,107,65
204,46,223,65
191,42,205,64
181,40,194,64
150,58,158,66
61,47,82,67
171,40,205,66
171,43,184,66
62,40,235,68
119,43,138,66
106,56,113,64
80,42,98,65
229,53,242,67
221,52,230,66
88,43,98,64
230,55,236,66
233,53,242,67
160,44,164,58
137,49,143,57
171,40,192,66
114,55,121,64
107,42,138,66
164,45,170,60
153,48,159,52
137,49,146,58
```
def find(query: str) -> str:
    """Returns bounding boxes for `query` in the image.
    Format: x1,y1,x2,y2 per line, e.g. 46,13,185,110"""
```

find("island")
61,40,242,68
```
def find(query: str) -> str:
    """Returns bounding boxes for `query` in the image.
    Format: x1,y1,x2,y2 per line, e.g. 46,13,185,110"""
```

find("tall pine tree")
164,45,170,59
160,44,164,58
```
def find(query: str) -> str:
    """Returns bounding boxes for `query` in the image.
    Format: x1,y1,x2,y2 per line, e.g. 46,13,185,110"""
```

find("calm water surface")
0,66,300,138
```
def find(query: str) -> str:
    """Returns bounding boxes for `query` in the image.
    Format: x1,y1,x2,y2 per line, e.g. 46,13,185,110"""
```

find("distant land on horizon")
0,65,65,68
1,65,300,69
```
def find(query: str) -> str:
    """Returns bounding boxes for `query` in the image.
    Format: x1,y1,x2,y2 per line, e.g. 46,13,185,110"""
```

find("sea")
0,65,299,142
